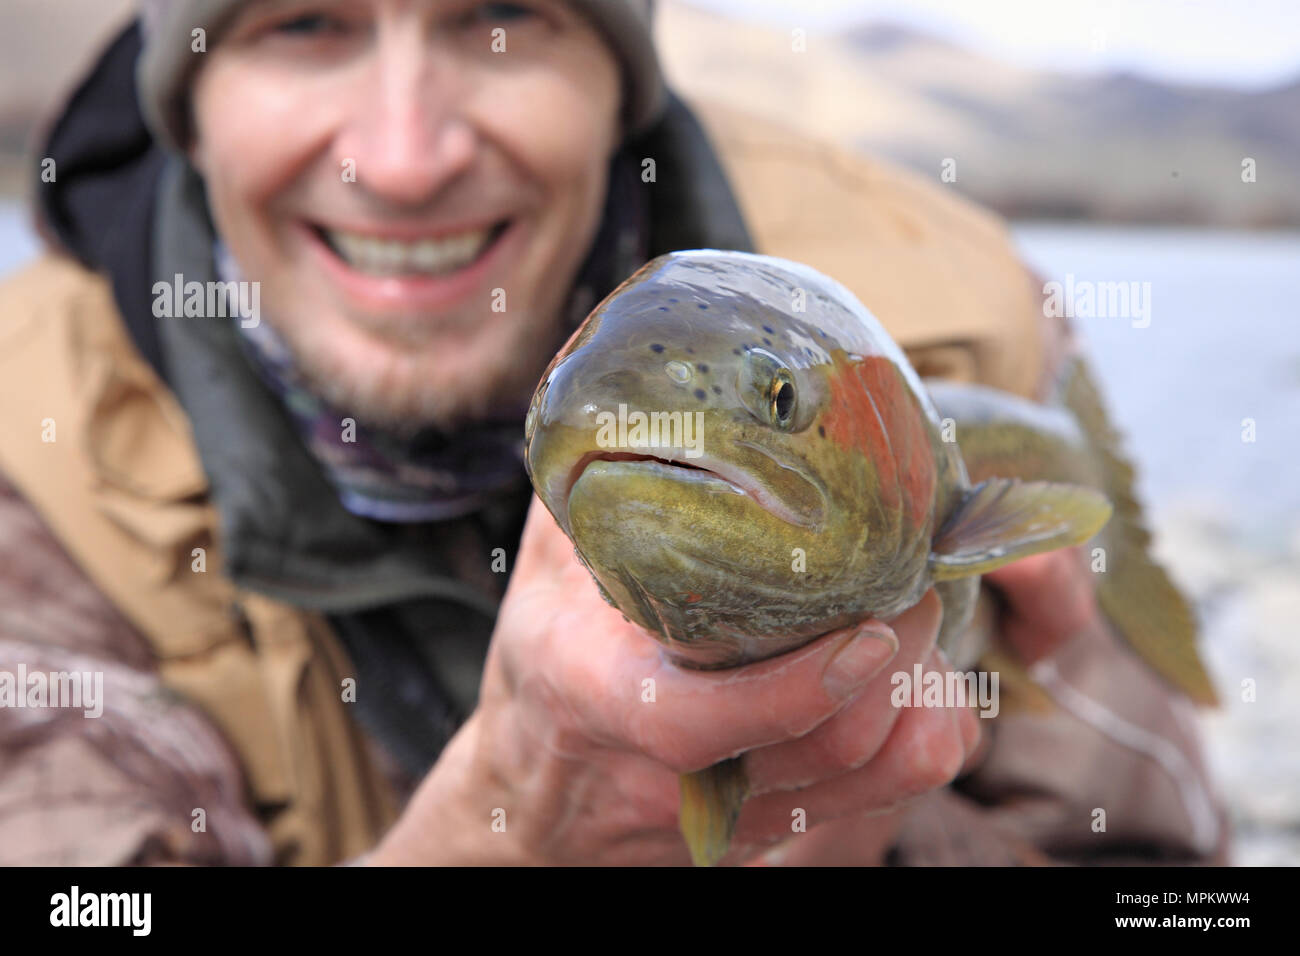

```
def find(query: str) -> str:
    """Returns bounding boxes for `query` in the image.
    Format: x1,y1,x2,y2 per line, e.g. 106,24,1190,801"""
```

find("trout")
523,250,1213,866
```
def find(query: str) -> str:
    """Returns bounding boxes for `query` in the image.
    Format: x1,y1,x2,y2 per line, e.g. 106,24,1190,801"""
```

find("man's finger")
742,589,943,792
552,611,901,773
984,548,1098,663
732,694,969,842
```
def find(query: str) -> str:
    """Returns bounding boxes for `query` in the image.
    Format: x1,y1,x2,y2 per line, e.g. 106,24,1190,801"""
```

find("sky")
693,0,1300,90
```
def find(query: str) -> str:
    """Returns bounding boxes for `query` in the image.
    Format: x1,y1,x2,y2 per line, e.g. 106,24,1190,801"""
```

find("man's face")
190,0,623,429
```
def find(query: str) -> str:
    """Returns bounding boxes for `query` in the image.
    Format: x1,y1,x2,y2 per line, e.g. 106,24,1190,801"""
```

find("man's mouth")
314,220,511,277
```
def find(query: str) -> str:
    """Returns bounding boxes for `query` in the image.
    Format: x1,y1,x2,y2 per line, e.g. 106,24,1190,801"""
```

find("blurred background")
2,0,1296,864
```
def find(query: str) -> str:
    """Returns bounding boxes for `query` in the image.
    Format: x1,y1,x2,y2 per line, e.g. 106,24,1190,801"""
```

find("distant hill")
655,1,1300,228
1,0,1295,227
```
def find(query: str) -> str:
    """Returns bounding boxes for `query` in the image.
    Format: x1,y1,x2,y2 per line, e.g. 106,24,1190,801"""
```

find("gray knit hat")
137,0,666,151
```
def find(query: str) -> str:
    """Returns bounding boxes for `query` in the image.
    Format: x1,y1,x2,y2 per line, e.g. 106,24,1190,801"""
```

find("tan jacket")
0,99,1225,865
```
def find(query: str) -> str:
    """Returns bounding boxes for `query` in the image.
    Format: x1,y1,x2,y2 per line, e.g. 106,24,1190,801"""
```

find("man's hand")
985,547,1101,665
368,496,982,866
755,547,1107,865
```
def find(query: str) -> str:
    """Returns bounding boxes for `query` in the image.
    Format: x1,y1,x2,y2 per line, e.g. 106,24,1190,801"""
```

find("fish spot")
818,425,826,438
698,363,709,373
762,325,774,334
818,328,828,338
712,385,723,395
686,347,695,355
693,388,706,400
762,338,772,346
732,349,741,356
650,344,665,353
658,306,670,312
698,303,709,310
668,298,679,304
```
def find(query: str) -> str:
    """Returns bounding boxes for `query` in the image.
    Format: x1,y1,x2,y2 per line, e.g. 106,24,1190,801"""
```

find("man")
0,0,1225,865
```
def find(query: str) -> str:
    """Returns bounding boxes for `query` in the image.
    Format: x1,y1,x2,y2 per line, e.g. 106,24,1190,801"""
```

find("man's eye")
471,2,536,22
273,14,343,35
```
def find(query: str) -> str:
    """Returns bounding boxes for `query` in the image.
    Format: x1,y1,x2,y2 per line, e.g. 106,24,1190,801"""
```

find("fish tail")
679,757,750,867
1059,358,1219,706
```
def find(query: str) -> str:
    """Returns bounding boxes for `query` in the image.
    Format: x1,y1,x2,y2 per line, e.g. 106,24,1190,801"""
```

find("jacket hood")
37,22,168,375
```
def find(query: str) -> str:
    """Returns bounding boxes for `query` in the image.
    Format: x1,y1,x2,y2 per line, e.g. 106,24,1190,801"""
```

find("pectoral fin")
679,757,749,867
930,478,1112,581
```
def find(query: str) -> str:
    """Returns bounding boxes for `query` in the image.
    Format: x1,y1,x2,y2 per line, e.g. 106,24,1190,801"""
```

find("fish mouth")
563,450,814,528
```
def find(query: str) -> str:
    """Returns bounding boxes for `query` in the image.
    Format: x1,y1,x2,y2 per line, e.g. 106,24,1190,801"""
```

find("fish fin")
1059,359,1219,706
679,757,749,867
929,478,1113,581
934,576,984,668
977,646,1056,714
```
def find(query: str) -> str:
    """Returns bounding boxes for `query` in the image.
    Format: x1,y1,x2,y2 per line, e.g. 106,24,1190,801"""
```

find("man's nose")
336,35,476,206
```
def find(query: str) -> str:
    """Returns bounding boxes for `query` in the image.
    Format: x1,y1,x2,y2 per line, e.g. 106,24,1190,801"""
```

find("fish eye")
740,347,800,430
770,373,796,428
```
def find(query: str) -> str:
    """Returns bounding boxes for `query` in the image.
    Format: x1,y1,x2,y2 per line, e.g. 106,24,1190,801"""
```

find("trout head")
525,251,940,668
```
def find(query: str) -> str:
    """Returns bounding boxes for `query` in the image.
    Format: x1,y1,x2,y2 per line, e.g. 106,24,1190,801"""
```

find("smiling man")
0,0,1225,866
182,0,626,433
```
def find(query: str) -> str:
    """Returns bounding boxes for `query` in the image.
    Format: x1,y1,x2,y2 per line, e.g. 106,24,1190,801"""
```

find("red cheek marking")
821,355,936,527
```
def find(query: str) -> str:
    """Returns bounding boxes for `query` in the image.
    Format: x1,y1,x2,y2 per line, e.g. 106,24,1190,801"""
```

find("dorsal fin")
1058,359,1219,706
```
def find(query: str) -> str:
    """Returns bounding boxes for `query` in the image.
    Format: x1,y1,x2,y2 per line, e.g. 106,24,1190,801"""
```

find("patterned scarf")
224,151,649,523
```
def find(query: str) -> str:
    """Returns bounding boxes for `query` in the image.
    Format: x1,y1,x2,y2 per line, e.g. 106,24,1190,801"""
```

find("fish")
523,249,1208,866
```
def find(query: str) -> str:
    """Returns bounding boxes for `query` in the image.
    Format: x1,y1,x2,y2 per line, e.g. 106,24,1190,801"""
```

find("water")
1011,224,1300,547
2,205,1296,863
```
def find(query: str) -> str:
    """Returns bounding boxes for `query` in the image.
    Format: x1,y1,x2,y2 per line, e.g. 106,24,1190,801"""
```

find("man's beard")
271,310,563,435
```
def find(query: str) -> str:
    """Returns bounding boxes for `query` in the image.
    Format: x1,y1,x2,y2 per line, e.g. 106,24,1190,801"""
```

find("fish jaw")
563,457,857,667
528,422,854,667
563,446,823,529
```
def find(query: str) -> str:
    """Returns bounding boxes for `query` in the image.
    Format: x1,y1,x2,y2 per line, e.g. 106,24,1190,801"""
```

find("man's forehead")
237,0,373,15
231,0,543,14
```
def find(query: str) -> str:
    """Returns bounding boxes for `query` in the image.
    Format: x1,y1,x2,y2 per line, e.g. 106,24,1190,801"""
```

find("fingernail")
821,623,899,700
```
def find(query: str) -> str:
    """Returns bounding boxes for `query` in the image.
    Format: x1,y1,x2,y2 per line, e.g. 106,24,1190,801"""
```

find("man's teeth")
326,227,494,275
